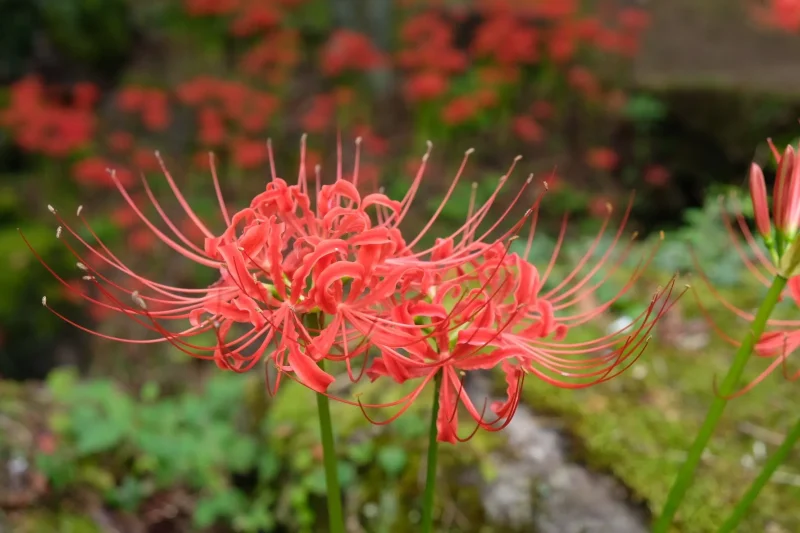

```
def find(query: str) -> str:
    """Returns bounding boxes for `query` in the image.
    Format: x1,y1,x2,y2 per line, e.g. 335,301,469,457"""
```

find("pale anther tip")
659,230,665,240
41,296,47,307
76,205,83,216
355,136,362,144
526,173,534,183
471,182,478,189
132,290,147,310
426,140,433,150
543,181,549,191
56,226,62,238
76,262,88,271
514,155,522,161
301,133,307,141
47,204,56,214
465,147,475,155
315,164,321,172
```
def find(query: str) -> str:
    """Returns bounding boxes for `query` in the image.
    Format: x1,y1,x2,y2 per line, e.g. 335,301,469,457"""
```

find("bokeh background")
2,0,800,531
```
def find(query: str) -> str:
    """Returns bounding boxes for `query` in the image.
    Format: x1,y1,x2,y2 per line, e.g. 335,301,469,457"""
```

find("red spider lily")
644,165,671,188
404,72,449,103
116,87,172,132
512,115,545,144
239,30,300,79
229,3,282,37
546,26,578,63
472,13,539,66
198,107,227,146
108,131,135,154
347,193,678,442
690,138,800,395
617,8,652,33
586,147,619,171
568,67,601,99
0,77,96,158
321,30,385,77
72,157,134,188
752,0,800,33
441,97,480,126
397,13,466,74
691,202,800,396
24,136,679,442
301,95,336,134
73,83,100,110
231,137,268,169
747,139,800,272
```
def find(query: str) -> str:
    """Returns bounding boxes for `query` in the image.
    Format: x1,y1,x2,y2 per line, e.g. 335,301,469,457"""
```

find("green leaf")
140,381,160,402
46,368,79,401
346,440,375,465
194,490,247,528
74,421,127,455
258,449,281,481
377,446,408,478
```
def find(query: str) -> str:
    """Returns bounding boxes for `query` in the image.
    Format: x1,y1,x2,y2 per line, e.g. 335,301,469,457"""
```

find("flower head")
692,135,800,395
25,136,679,442
747,139,800,276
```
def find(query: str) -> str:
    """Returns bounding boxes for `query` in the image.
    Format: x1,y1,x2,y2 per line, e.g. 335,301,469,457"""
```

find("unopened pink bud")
749,163,771,239
773,145,795,232
783,145,800,238
767,137,782,164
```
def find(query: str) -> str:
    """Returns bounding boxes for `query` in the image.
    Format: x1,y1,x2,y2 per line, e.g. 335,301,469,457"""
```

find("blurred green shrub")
35,367,494,532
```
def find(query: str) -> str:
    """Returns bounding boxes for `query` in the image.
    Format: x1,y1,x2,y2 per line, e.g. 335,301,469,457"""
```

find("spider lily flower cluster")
691,136,800,396
749,138,800,276
25,136,678,442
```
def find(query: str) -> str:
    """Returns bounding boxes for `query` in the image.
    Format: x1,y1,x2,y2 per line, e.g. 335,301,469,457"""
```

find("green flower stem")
654,274,788,532
421,370,443,533
315,360,345,533
307,312,345,533
718,416,800,532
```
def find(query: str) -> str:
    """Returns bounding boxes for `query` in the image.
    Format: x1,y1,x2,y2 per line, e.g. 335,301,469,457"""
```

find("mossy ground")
516,277,800,532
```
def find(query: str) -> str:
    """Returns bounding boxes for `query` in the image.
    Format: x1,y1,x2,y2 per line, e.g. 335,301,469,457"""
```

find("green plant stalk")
421,370,443,533
654,274,788,532
315,359,346,533
307,311,345,533
718,415,800,532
